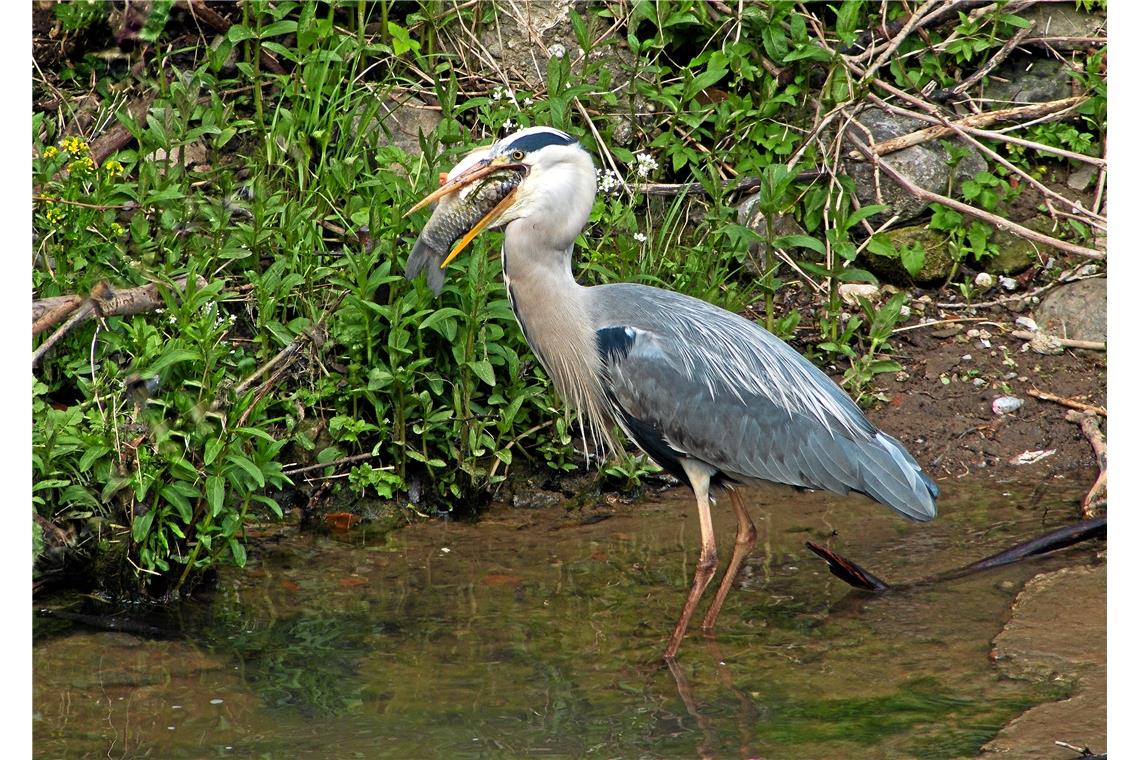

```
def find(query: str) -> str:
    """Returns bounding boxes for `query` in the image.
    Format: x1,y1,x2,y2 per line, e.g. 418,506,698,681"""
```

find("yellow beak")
405,155,525,270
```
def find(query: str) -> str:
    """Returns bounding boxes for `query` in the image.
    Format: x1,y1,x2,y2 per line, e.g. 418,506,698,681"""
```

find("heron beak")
405,155,525,270
404,158,506,217
438,184,520,269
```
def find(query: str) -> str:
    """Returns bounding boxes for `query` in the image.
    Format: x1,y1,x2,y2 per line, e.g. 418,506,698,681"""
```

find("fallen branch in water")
807,515,1107,593
1065,410,1107,518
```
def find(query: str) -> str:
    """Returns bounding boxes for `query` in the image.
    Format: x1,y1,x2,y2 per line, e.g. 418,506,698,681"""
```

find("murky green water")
33,477,1094,759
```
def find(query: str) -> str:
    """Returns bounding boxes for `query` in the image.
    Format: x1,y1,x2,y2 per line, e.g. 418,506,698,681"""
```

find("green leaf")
161,485,194,523
132,511,155,543
774,234,826,254
999,13,1032,29
260,20,297,37
227,454,266,488
206,476,225,517
845,204,891,229
467,359,496,387
234,426,277,443
251,494,284,518
419,307,465,339
900,244,926,278
836,267,879,284
148,349,199,376
227,24,254,43
229,538,247,567
688,67,727,94
204,437,224,467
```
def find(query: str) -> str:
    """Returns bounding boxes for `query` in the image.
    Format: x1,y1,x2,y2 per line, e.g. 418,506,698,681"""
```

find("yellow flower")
110,222,124,236
60,136,90,155
67,156,96,174
44,202,64,226
41,146,59,159
103,159,124,176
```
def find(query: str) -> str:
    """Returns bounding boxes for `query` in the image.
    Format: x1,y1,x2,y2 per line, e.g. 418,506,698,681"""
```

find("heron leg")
665,462,719,660
700,488,756,632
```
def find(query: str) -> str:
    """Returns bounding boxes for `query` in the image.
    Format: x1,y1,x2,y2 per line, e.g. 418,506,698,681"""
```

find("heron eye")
510,149,525,161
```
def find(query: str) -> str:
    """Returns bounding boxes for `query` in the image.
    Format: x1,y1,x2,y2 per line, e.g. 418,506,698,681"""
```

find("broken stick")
1065,409,1107,518
32,276,207,369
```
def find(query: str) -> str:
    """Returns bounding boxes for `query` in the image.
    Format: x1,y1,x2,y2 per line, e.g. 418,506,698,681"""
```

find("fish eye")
510,149,525,161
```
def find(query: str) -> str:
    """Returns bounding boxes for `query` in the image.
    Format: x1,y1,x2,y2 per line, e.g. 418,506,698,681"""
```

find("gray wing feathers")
593,284,937,521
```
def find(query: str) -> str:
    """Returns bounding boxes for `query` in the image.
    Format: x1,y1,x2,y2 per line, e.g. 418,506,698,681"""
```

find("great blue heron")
405,126,939,660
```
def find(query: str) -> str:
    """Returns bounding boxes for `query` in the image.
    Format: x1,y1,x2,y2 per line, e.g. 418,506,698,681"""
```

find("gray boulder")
843,107,987,225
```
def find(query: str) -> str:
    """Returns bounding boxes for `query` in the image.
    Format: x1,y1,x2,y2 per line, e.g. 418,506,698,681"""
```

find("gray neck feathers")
501,228,617,461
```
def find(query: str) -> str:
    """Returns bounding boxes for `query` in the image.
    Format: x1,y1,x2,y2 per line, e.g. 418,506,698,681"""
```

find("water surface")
33,476,1093,758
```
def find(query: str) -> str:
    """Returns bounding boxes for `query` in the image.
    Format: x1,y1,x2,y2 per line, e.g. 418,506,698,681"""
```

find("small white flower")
549,43,566,59
595,167,622,194
503,119,515,131
633,232,647,243
491,86,517,105
522,96,534,108
633,152,659,178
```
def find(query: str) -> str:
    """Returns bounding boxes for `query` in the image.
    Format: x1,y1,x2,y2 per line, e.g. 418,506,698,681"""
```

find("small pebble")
992,396,1024,415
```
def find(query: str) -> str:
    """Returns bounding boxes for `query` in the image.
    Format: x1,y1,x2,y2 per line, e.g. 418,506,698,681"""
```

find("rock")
981,237,1034,277
1017,3,1106,51
984,57,1072,106
478,1,579,91
982,564,1106,759
838,283,880,306
368,96,443,158
147,140,210,170
860,224,955,285
1066,163,1097,192
511,489,563,510
1032,278,1106,343
735,194,808,273
439,1,651,147
842,107,986,225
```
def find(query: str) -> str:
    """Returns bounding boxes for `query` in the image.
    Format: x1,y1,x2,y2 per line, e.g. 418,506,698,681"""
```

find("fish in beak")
404,151,526,295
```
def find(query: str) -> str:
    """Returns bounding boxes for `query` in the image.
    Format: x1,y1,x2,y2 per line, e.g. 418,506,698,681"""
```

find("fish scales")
405,171,523,295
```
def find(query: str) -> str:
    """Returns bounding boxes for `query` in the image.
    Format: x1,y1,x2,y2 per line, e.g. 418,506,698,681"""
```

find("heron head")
406,126,596,269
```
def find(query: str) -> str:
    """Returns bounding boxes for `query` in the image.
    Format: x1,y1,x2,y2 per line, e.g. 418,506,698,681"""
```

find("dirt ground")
866,309,1105,494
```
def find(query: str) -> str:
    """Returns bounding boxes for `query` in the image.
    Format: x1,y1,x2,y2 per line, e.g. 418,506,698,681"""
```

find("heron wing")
591,284,937,521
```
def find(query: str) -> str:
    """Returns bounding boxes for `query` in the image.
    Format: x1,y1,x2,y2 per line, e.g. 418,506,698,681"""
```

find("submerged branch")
807,515,1107,592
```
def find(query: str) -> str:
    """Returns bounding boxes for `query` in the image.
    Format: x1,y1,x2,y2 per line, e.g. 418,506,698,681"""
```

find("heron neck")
501,230,615,458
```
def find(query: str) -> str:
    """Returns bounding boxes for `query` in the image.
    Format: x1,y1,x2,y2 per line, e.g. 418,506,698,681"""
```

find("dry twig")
846,135,1104,260
1011,330,1106,352
847,96,1090,161
1064,409,1107,518
1028,389,1106,417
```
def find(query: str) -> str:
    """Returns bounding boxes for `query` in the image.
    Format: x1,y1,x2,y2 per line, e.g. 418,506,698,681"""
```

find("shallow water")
33,476,1096,759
